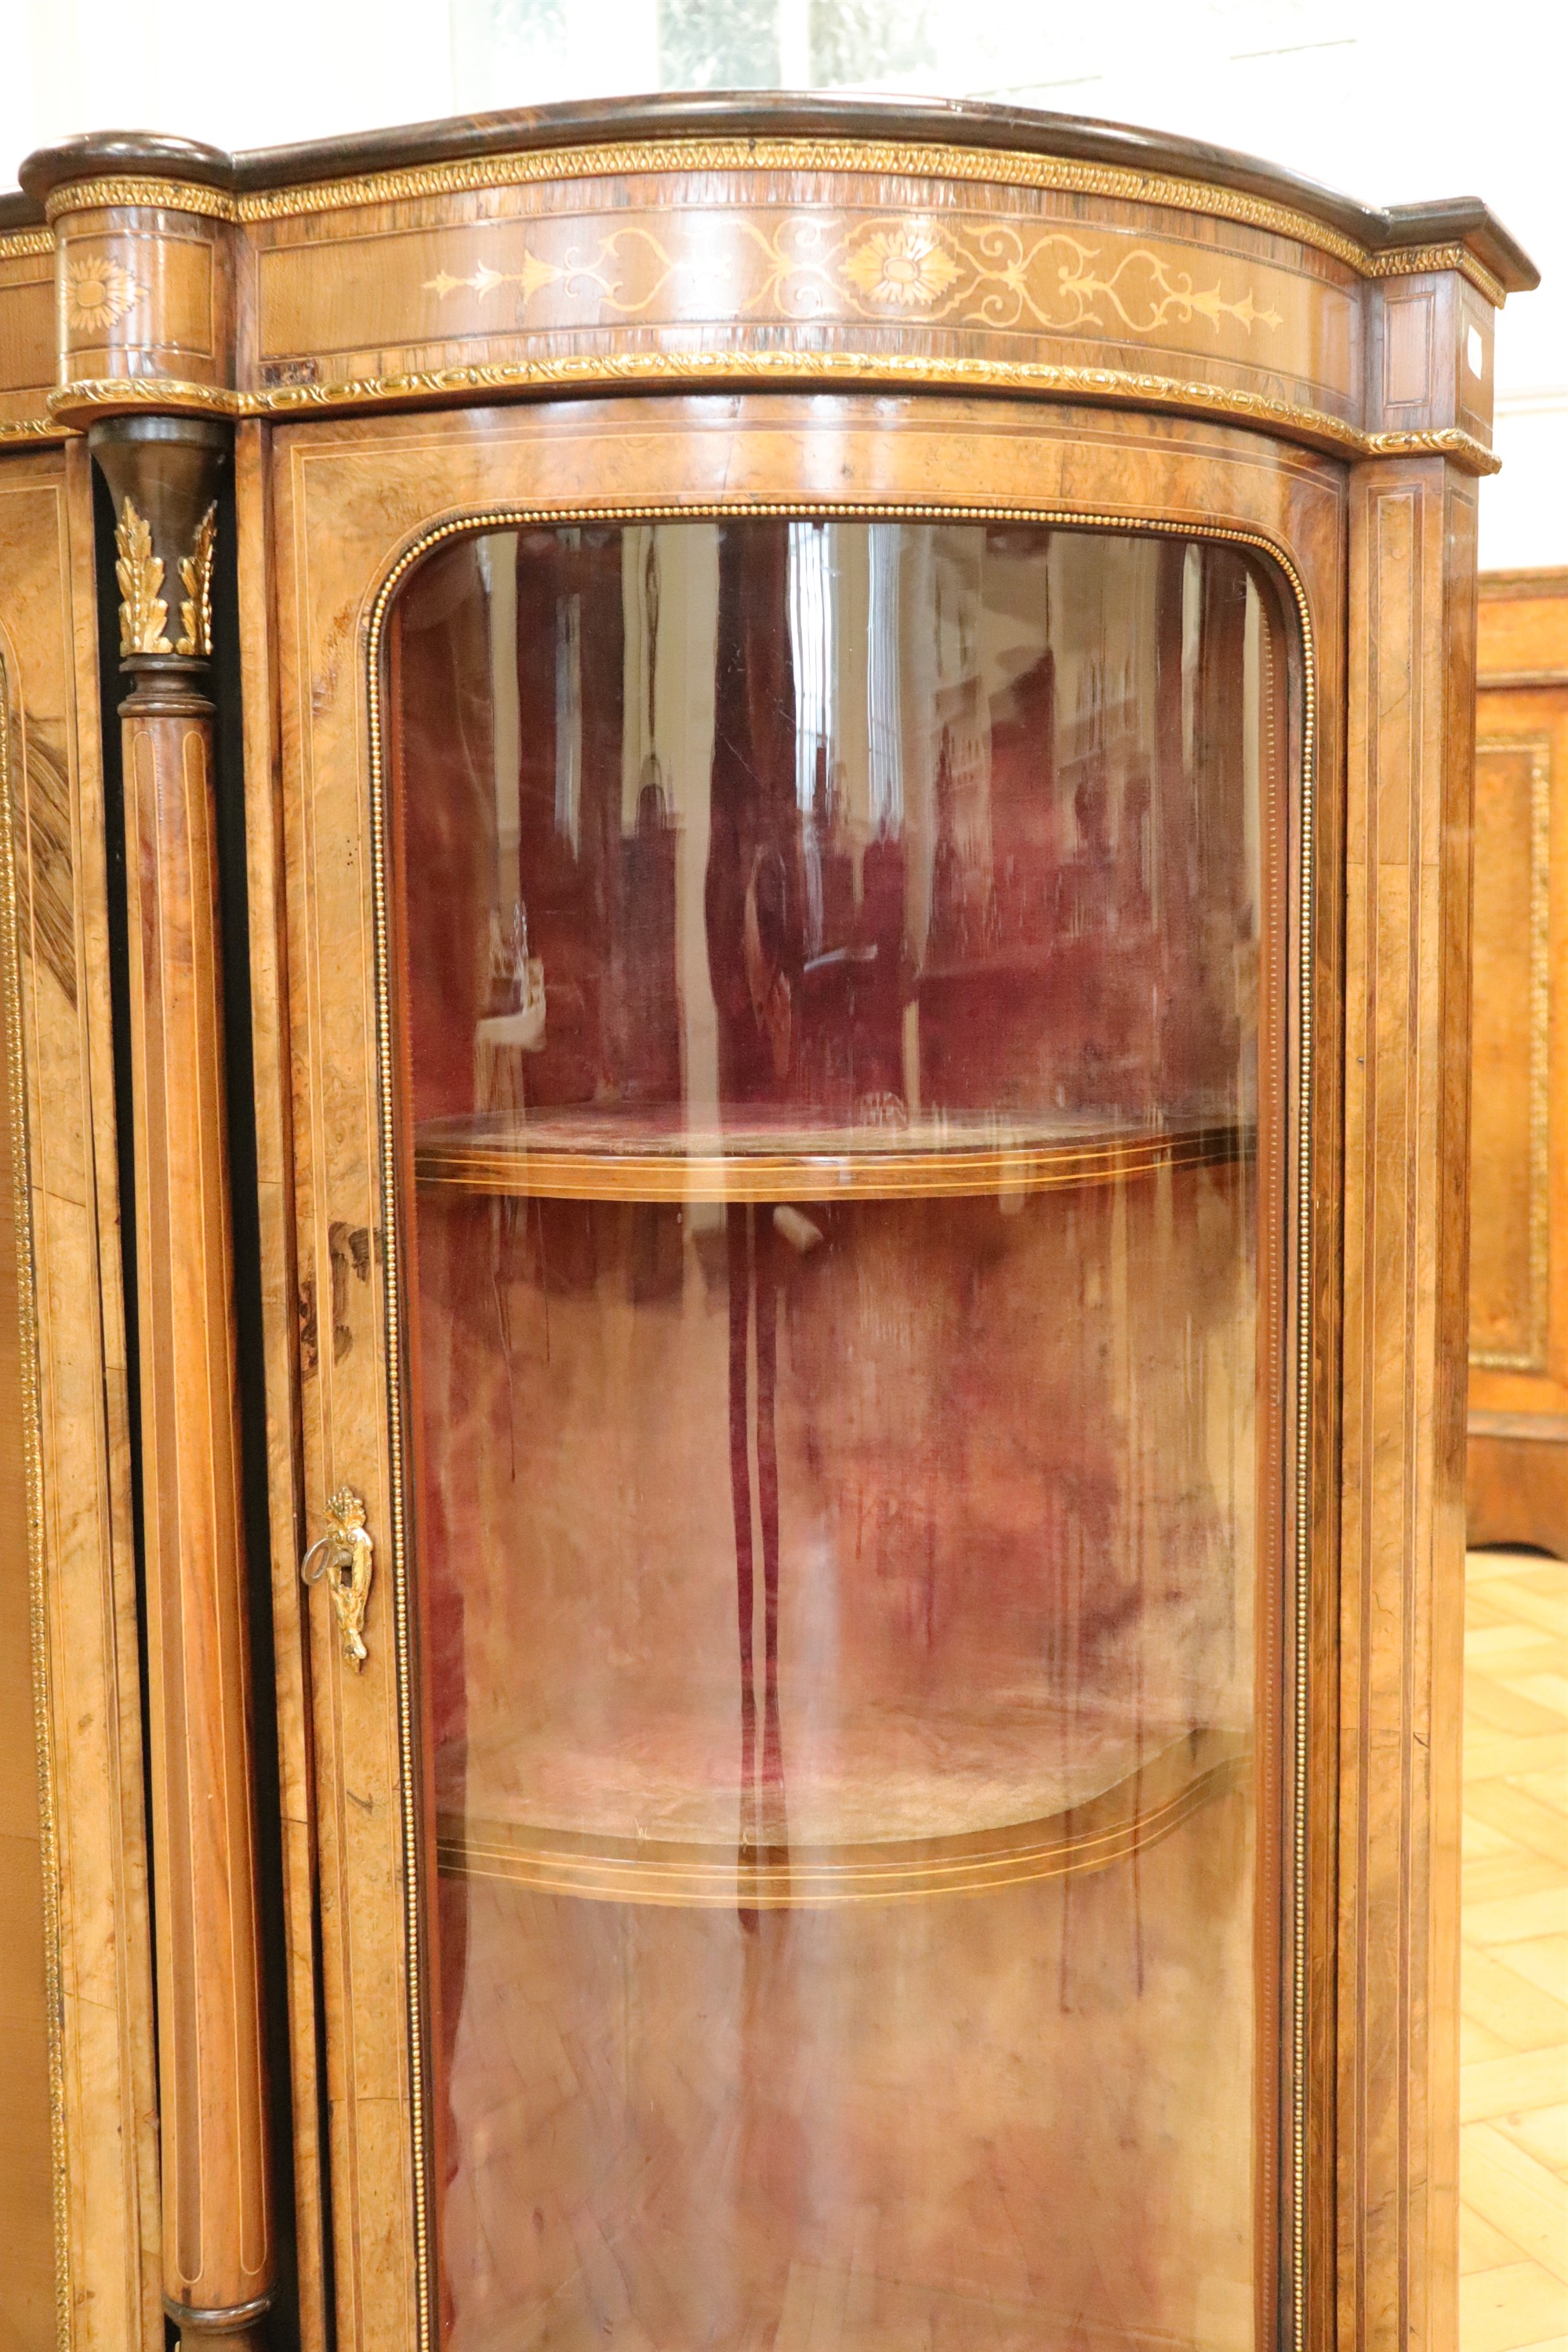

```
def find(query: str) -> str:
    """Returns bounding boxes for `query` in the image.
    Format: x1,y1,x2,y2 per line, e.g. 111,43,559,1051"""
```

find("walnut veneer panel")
257,391,1346,2352
1466,573,1568,1557
0,234,54,439
1338,456,1481,2352
59,205,231,397
0,441,161,2350
0,896,56,2344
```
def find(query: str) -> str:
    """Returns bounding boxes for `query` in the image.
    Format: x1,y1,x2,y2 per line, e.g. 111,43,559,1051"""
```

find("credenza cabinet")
0,92,1535,2352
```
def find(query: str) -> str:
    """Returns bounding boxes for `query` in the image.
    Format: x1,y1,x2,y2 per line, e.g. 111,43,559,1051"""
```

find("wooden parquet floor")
1461,1549,1568,2352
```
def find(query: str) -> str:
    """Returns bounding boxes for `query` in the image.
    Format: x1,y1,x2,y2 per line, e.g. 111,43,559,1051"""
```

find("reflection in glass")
392,517,1290,2351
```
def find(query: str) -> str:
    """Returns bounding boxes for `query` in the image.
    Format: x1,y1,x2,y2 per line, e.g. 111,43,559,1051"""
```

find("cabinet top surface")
3,89,1537,291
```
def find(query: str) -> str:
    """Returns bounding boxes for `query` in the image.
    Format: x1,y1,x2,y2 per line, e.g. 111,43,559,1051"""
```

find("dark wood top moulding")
12,89,1538,290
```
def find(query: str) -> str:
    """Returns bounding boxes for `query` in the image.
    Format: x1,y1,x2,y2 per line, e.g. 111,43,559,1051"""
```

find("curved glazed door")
263,395,1341,2352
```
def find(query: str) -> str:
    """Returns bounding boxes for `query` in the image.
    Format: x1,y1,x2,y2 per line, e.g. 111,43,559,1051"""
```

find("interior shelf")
414,1109,1257,1204
434,1728,1249,1909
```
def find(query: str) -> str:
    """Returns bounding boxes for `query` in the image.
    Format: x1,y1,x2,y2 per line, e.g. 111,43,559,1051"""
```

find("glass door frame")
262,393,1345,2352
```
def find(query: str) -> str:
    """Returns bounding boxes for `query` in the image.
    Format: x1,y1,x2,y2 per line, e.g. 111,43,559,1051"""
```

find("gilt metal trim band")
42,176,237,224
162,2288,277,2332
46,357,1505,474
1375,241,1506,303
50,377,243,424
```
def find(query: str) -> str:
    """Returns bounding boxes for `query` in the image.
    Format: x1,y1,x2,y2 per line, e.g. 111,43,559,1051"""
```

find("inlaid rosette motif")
64,252,144,336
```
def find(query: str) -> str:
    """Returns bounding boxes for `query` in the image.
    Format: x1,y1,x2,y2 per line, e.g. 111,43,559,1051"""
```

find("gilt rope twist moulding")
0,87,1534,2352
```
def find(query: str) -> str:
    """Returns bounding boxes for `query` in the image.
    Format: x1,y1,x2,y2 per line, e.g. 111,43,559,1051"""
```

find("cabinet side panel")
0,443,162,2352
1339,455,1475,2352
0,675,56,2345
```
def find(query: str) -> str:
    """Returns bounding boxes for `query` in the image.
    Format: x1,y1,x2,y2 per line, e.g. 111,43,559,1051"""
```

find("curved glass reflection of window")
391,517,1293,2352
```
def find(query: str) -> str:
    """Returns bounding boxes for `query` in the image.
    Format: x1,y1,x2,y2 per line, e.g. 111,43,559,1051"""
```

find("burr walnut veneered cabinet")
1467,570,1568,1559
0,91,1536,2352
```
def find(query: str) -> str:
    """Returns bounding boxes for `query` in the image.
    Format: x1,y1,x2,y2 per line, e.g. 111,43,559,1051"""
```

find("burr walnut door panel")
263,397,1342,2352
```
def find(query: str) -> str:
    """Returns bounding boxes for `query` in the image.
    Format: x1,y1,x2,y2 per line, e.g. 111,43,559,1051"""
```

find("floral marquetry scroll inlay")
64,251,145,335
419,211,1285,341
113,496,171,656
423,252,567,303
1044,235,1284,335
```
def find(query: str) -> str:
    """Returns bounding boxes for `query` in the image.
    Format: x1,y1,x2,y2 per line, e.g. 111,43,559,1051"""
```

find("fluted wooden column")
89,416,275,2352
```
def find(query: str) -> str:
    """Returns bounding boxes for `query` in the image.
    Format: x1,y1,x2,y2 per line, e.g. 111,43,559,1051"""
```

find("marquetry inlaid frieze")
0,136,1507,462
241,165,1398,452
237,172,1366,432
